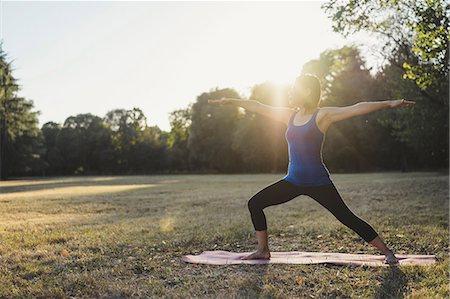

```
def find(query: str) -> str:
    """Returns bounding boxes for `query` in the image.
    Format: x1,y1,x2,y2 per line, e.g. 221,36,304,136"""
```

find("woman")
208,74,415,265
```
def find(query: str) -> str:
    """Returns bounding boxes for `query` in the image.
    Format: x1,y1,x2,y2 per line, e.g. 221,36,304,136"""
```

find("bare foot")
240,249,271,260
384,250,399,265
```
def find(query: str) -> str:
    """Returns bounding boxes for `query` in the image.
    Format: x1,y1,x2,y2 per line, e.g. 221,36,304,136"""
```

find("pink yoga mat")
181,250,436,267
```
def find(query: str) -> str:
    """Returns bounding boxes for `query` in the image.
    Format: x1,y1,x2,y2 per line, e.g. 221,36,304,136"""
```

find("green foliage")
3,0,449,177
302,46,401,171
323,0,449,169
0,43,47,177
167,106,192,171
322,0,449,102
54,113,112,174
373,61,448,167
232,81,290,173
187,88,243,173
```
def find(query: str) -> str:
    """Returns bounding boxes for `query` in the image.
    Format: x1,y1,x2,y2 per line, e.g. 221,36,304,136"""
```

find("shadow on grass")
374,266,407,298
233,263,270,298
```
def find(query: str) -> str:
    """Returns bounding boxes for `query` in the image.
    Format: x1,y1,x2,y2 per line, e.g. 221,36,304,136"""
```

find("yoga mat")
181,250,436,267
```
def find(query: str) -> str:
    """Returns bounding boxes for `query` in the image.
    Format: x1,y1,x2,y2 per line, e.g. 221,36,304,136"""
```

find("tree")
167,106,192,171
0,44,46,178
323,0,449,169
41,122,64,175
56,113,112,174
301,46,401,171
322,0,449,104
103,107,166,174
232,81,290,173
187,88,242,173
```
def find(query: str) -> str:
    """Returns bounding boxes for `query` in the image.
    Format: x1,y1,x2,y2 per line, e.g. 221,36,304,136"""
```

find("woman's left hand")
389,99,416,108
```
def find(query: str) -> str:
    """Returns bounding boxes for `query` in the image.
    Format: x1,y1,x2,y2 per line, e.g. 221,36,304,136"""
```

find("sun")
266,79,293,107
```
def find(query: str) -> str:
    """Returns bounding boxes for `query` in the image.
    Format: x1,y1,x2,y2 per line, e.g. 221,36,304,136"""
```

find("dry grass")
0,172,448,298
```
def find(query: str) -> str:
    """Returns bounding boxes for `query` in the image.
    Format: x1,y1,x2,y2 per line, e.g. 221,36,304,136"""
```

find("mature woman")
208,74,415,265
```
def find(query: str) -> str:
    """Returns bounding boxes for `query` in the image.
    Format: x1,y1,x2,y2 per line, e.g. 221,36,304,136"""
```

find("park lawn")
0,172,448,298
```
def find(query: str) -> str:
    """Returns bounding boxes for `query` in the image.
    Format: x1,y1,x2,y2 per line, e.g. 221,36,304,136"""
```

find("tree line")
0,0,448,179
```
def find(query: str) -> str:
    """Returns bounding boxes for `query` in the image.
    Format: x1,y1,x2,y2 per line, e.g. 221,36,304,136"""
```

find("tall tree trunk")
0,115,7,180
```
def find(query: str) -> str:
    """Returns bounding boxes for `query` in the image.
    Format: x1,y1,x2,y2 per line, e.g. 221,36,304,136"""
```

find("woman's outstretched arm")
323,99,416,123
208,98,294,125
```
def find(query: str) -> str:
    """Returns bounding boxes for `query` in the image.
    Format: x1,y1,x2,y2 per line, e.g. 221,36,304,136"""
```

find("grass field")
0,172,448,298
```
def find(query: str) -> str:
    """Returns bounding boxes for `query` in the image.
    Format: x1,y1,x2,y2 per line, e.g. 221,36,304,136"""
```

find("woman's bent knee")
247,197,261,211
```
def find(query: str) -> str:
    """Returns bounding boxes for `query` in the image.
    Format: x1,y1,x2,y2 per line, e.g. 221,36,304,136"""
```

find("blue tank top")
282,109,333,187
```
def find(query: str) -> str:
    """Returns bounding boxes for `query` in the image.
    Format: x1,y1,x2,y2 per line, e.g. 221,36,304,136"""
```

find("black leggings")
247,178,378,243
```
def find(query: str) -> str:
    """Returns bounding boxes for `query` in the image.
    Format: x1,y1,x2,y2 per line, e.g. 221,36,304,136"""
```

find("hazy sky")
3,1,378,131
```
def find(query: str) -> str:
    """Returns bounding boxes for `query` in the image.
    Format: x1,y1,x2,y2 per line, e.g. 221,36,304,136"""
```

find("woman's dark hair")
295,74,321,110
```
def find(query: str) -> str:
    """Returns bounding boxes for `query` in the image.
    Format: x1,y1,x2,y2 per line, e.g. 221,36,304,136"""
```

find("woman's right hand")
388,99,416,108
208,98,235,105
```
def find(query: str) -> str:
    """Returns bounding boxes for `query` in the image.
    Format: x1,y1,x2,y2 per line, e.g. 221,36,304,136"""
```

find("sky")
3,0,380,132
